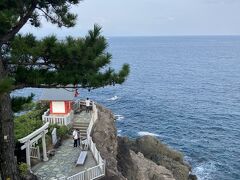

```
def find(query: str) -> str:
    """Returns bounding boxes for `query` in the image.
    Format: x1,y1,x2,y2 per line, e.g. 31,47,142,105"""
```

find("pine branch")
0,1,38,44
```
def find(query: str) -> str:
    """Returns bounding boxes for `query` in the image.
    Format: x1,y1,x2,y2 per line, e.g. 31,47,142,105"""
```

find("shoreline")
91,103,197,180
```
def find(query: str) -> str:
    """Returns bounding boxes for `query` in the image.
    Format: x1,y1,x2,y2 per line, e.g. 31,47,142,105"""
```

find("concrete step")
80,134,87,138
73,122,89,126
73,126,88,130
73,125,88,130
79,130,87,133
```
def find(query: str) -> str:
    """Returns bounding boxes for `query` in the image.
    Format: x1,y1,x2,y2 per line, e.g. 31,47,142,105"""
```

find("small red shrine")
40,89,75,115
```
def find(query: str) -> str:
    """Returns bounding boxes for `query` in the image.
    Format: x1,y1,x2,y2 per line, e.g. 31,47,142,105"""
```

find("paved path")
32,138,96,179
73,111,92,123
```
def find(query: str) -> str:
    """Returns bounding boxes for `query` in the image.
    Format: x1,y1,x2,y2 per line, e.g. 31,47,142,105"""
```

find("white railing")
30,146,40,160
42,109,74,126
86,103,105,179
86,103,98,140
73,100,95,113
87,163,105,180
88,137,103,165
67,171,85,180
63,102,105,180
67,163,105,180
72,100,80,112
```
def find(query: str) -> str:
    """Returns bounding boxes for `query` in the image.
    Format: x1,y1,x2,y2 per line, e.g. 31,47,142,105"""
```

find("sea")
13,36,240,180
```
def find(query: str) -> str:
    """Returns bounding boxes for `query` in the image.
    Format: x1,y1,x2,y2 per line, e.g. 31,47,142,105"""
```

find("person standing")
72,129,78,147
85,98,91,113
77,129,81,147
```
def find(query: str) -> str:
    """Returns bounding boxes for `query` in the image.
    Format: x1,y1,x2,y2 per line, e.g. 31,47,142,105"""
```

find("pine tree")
0,1,129,179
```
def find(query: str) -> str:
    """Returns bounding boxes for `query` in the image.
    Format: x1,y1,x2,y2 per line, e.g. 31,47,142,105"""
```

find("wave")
117,130,122,136
192,161,216,180
138,131,160,137
108,95,119,101
115,114,125,121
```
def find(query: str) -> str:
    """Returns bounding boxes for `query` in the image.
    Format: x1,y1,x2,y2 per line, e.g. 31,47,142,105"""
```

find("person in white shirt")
72,129,78,147
85,98,91,113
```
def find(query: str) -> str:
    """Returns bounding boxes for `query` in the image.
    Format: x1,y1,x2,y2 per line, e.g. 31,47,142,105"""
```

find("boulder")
129,151,175,180
117,137,175,180
129,136,191,180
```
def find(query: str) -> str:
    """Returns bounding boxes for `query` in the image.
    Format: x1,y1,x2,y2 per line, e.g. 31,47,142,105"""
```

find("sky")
21,0,240,37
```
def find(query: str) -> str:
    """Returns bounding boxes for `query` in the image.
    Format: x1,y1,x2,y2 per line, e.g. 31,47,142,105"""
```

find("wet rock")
188,174,198,180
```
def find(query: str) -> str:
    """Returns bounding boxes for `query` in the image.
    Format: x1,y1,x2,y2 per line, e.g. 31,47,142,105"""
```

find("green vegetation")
5,26,130,89
17,163,28,176
11,93,35,112
48,124,70,139
0,78,14,94
14,110,43,140
14,104,47,140
0,0,130,178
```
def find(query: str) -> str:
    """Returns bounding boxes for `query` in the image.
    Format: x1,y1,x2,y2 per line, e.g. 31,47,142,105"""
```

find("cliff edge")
91,104,197,180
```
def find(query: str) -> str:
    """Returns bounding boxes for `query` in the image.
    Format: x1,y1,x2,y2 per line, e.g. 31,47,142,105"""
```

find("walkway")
73,111,91,124
32,138,97,180
33,110,96,179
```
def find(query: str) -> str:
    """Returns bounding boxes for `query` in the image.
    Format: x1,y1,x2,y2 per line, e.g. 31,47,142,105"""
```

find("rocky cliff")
91,104,197,180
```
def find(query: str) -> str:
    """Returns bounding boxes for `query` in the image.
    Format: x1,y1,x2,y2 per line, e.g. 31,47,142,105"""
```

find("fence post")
97,152,100,164
37,146,40,160
84,169,88,180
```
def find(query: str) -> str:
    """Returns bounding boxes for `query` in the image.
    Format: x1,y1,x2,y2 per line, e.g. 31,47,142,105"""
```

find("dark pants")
77,138,80,147
86,106,90,113
74,139,78,147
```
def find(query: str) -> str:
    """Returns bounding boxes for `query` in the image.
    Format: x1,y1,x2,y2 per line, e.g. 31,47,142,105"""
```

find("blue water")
14,36,240,180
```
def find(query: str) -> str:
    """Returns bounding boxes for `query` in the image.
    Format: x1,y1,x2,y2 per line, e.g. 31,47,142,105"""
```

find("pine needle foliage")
11,93,34,112
3,25,129,90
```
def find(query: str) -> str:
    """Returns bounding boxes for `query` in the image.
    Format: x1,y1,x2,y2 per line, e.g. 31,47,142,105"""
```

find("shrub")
48,124,59,134
18,163,29,176
48,124,69,140
14,110,43,140
58,125,69,139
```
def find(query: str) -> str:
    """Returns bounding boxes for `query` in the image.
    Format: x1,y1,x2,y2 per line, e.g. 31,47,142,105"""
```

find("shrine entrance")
18,122,49,168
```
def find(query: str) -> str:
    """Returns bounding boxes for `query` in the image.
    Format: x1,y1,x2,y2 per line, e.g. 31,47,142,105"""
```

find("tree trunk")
0,58,20,179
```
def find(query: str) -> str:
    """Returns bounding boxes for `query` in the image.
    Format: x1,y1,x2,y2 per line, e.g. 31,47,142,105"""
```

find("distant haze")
21,0,240,37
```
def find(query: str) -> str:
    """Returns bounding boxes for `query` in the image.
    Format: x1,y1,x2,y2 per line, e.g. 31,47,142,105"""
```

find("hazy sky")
21,0,240,37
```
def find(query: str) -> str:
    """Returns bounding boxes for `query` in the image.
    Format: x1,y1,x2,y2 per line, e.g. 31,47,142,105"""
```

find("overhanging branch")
0,1,38,44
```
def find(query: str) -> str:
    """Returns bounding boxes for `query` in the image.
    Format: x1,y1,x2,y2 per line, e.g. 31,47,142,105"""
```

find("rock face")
128,136,192,180
129,151,175,180
117,137,175,180
92,104,197,180
91,104,126,180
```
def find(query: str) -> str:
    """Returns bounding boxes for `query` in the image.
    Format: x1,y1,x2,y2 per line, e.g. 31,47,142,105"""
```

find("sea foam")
192,161,216,180
108,95,119,101
138,131,160,137
114,114,124,121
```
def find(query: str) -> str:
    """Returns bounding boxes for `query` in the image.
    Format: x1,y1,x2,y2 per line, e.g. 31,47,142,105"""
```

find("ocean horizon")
14,36,240,180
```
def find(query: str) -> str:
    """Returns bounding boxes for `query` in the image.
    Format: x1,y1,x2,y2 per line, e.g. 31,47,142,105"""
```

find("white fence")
72,100,81,111
67,163,105,180
30,146,40,160
67,171,85,180
42,109,74,126
52,128,57,145
64,102,105,180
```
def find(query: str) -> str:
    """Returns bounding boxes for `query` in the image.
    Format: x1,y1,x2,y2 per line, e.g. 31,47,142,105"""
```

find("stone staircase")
73,121,89,139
